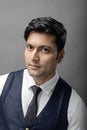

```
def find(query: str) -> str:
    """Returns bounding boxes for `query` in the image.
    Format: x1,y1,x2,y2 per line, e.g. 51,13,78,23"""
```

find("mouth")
28,64,41,70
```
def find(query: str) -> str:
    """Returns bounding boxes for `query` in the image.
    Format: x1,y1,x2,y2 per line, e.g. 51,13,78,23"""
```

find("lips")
28,64,41,70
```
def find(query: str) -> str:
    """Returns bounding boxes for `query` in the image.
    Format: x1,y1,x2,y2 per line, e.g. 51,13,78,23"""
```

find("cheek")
24,50,27,59
41,56,57,67
24,49,30,57
24,50,29,61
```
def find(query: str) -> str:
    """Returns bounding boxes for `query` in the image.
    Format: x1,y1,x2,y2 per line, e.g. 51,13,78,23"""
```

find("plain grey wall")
0,0,86,105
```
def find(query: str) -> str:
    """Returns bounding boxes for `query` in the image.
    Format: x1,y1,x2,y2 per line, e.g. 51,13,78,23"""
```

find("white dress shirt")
0,69,87,130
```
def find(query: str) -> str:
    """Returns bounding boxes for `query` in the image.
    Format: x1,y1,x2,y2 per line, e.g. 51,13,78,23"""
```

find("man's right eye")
26,44,34,51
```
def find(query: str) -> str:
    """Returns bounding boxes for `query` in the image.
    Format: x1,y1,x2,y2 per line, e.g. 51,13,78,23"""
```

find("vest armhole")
0,69,24,113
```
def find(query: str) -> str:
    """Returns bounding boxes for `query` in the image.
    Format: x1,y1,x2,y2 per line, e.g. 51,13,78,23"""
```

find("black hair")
24,17,67,52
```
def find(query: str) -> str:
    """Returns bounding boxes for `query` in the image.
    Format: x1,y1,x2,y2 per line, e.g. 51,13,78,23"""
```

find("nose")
31,49,40,62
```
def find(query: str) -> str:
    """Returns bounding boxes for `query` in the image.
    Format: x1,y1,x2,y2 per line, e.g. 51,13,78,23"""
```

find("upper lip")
29,64,41,68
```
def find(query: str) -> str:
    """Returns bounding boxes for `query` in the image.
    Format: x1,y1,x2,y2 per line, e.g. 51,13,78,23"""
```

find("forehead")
27,31,56,48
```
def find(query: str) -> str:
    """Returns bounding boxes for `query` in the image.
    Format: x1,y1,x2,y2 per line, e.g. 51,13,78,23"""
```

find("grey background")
0,0,86,105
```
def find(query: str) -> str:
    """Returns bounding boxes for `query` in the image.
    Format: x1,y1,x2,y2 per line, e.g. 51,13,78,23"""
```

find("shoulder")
0,73,9,82
68,88,87,114
68,88,87,130
0,73,9,96
0,69,25,96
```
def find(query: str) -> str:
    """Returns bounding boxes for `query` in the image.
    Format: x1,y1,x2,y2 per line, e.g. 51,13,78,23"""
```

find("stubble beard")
28,67,45,79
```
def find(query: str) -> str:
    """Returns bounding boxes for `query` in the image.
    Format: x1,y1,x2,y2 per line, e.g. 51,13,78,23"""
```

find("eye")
26,44,34,51
42,47,50,53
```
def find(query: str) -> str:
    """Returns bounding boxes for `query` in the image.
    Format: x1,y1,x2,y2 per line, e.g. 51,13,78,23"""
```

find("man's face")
25,32,61,85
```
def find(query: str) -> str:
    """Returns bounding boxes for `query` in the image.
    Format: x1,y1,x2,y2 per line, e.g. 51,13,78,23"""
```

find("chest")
0,70,71,130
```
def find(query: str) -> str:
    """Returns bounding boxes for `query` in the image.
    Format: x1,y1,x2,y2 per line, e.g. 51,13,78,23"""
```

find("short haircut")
24,17,67,52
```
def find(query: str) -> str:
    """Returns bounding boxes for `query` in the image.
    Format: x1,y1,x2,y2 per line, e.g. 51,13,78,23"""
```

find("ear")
57,49,65,64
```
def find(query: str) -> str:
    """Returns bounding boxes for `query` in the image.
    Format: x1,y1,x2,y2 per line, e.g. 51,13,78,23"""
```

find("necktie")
25,85,41,126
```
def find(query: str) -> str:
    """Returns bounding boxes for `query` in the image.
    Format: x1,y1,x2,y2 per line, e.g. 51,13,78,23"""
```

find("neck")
33,73,55,86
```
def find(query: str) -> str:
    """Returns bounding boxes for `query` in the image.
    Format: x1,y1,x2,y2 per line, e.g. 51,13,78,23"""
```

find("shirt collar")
40,71,59,95
25,69,59,95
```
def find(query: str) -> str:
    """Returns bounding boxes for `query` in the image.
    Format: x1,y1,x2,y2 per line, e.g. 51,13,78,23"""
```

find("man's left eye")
42,48,49,53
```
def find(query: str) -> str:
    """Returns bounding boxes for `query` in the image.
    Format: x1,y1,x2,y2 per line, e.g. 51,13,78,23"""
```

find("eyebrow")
26,42,55,50
40,45,53,49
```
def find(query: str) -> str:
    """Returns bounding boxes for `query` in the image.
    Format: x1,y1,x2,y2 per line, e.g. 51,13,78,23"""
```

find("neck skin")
32,72,56,86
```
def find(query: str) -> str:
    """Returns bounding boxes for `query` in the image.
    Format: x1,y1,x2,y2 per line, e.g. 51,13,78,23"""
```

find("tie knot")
31,85,41,96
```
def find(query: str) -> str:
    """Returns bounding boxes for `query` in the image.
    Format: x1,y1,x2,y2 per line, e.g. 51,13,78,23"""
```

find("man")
0,17,87,130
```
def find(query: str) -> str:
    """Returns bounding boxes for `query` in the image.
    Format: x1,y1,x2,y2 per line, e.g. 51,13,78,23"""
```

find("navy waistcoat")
0,69,71,130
